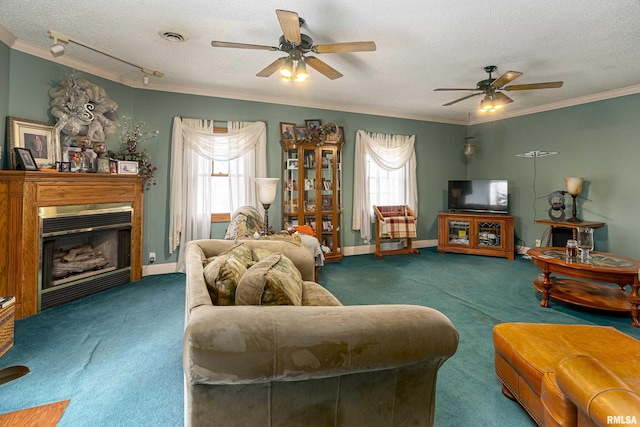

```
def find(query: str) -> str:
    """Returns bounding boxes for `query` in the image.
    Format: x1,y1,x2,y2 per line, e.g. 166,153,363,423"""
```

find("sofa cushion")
236,253,303,306
203,254,247,306
203,243,254,306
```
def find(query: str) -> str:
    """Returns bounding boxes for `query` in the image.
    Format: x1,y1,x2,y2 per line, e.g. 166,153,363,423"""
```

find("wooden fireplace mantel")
0,171,145,319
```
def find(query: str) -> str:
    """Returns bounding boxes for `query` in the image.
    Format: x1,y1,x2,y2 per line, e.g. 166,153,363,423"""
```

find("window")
367,155,407,211
210,127,230,222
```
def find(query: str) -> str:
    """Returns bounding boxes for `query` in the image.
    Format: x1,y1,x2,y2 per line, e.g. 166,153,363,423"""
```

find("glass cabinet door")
302,148,316,219
477,221,504,249
447,219,471,246
283,148,299,227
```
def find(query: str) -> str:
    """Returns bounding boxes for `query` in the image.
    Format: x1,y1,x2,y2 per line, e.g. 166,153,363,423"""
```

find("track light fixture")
47,30,164,83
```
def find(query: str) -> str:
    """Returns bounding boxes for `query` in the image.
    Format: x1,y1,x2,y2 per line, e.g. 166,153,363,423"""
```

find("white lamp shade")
564,177,584,196
256,178,279,204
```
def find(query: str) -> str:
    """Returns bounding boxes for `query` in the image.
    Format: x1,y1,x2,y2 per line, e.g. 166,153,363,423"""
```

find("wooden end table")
527,247,640,327
535,219,606,246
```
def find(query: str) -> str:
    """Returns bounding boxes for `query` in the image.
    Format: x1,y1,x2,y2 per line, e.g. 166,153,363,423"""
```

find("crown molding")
470,84,640,125
2,27,638,128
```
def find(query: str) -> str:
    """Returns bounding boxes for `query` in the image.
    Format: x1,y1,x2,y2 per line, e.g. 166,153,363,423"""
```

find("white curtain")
352,129,417,243
169,117,266,271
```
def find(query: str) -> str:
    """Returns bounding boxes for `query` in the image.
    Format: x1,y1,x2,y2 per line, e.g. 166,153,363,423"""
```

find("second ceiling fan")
434,66,564,112
211,9,376,82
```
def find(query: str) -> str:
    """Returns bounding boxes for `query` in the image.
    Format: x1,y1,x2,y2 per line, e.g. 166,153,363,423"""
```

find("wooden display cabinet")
438,212,514,260
281,138,343,262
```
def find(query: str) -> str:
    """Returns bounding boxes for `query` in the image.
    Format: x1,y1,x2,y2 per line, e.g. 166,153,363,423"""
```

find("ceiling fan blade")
313,41,377,54
494,91,514,104
305,56,343,80
442,92,482,106
211,41,278,51
276,9,301,44
504,81,564,91
491,71,523,88
434,88,478,91
256,58,287,77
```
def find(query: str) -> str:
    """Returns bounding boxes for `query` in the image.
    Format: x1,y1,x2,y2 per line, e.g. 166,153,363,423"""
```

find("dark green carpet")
0,249,638,425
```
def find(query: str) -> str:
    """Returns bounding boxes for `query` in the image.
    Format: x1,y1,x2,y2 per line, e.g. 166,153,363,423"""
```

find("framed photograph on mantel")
13,147,39,171
7,116,55,169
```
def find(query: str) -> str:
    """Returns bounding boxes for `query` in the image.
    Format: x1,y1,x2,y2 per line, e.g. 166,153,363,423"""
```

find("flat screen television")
447,180,509,213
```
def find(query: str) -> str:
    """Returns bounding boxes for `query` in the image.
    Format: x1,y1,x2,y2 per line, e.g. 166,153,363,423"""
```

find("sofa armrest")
556,354,640,424
184,304,459,385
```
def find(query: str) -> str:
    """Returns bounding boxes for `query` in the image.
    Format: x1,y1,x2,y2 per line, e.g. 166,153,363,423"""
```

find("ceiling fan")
434,66,563,112
211,9,376,82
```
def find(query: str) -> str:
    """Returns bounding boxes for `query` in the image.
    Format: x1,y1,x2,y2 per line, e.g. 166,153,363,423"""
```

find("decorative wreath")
48,72,119,142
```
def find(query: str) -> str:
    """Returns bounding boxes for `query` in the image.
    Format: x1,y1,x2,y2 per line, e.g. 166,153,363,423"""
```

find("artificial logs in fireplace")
39,206,133,311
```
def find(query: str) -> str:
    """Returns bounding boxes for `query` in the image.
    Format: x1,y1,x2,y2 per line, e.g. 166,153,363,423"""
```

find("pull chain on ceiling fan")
434,65,564,112
211,9,376,82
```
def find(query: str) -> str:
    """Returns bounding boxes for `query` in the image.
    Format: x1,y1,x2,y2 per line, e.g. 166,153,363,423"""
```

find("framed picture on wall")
7,117,55,169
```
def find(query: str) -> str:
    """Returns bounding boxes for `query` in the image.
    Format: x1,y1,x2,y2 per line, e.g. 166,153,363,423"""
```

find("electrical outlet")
149,252,156,263
535,239,541,247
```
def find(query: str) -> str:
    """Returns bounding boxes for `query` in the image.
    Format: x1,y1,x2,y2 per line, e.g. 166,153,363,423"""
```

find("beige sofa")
183,239,459,427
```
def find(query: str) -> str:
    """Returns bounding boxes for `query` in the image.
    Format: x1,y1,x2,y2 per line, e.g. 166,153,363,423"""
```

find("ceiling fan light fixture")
280,58,294,78
480,95,503,112
294,60,308,82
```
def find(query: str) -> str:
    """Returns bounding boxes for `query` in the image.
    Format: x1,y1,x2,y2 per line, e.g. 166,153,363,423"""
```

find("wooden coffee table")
527,247,640,327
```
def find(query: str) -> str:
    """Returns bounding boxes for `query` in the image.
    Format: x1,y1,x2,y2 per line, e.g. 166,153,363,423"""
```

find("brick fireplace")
0,171,145,319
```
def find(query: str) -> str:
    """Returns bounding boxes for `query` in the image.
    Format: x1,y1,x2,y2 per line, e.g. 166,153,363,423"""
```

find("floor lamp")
255,178,279,235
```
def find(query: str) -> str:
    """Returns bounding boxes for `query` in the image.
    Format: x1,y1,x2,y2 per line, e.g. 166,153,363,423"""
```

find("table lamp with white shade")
255,178,279,235
564,177,584,222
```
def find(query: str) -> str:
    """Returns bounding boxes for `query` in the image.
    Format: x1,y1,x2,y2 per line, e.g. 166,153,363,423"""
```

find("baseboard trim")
143,263,178,276
143,239,439,275
342,239,437,256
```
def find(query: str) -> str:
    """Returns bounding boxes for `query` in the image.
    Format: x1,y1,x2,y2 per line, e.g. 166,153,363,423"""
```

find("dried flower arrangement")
108,116,158,187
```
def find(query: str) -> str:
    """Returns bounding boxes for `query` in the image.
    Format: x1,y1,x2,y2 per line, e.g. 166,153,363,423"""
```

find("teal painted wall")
0,42,10,166
4,49,466,265
133,90,466,263
9,47,637,262
470,95,640,258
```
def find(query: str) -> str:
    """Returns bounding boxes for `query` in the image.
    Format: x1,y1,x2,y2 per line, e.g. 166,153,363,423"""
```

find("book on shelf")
0,296,15,309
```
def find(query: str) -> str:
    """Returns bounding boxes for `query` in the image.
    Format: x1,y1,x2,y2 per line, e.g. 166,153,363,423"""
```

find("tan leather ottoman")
493,323,640,426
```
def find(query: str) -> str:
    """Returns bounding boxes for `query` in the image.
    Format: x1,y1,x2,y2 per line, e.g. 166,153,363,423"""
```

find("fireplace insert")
38,203,134,310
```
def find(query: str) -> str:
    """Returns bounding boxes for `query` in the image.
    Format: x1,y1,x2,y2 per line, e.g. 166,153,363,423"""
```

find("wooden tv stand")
438,212,514,260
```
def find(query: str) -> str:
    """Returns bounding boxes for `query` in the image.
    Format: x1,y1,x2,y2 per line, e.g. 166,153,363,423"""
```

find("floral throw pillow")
235,253,303,306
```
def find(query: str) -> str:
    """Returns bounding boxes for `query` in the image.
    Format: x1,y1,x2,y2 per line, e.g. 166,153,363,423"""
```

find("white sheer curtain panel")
169,117,266,271
352,129,417,243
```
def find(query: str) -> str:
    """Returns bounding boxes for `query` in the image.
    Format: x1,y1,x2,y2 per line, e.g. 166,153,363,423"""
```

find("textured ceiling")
2,0,640,124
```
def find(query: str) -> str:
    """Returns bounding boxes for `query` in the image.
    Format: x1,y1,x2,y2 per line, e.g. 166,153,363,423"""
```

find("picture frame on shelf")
7,117,55,169
63,147,83,172
280,122,296,142
287,159,298,169
58,161,71,172
117,160,139,175
305,119,322,131
96,157,111,174
322,195,332,210
324,124,340,142
295,126,309,141
13,147,39,171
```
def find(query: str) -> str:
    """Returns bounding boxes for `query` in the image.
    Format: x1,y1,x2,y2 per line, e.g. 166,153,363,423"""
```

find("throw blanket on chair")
376,205,417,239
